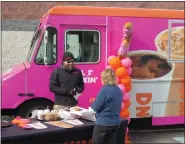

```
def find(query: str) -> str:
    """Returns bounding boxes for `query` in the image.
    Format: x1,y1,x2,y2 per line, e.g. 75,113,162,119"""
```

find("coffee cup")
155,26,184,60
128,50,175,118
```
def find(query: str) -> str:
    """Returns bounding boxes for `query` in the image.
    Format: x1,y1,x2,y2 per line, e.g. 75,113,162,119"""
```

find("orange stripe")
47,6,184,19
180,95,184,100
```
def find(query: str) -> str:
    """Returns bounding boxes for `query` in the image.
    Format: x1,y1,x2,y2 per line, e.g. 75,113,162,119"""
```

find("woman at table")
91,68,123,144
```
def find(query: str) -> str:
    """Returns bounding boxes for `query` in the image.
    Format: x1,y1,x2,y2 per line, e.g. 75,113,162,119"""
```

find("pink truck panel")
2,8,184,126
2,63,26,108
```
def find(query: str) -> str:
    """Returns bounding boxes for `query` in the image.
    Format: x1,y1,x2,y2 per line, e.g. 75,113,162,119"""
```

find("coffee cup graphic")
128,50,175,118
155,26,184,60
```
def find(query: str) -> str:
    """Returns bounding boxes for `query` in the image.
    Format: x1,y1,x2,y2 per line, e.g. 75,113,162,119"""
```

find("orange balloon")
82,140,87,144
116,67,128,78
88,139,92,144
120,76,131,86
120,108,130,118
125,84,132,92
124,100,131,108
109,57,121,70
89,98,95,103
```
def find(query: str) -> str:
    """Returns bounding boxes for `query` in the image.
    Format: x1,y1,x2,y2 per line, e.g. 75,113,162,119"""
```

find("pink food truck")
2,6,184,128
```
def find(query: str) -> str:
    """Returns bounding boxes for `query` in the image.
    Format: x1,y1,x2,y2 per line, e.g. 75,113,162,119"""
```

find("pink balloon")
127,67,132,75
121,57,132,68
118,84,126,92
123,92,129,102
124,92,129,97
108,55,116,63
116,77,120,83
121,102,125,110
106,65,113,70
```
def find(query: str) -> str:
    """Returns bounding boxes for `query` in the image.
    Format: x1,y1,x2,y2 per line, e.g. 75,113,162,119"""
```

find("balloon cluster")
107,22,133,138
89,22,133,139
107,56,132,120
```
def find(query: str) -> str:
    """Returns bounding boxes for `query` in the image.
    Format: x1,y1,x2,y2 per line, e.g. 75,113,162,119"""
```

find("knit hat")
63,52,74,61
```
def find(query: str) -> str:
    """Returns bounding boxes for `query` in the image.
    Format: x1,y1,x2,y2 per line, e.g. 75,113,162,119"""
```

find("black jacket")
49,67,85,106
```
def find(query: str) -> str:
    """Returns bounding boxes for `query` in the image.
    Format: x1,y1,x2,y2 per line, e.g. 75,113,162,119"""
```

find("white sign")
81,69,98,84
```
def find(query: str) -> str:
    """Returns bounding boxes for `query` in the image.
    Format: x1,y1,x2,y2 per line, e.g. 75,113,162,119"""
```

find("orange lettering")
180,95,184,100
180,101,184,116
180,113,184,116
179,78,184,116
136,93,152,105
180,102,184,114
180,87,184,94
180,108,184,112
136,106,150,117
180,102,184,108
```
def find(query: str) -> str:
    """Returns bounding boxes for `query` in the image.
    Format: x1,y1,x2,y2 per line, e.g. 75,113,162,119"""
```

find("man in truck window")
49,52,85,112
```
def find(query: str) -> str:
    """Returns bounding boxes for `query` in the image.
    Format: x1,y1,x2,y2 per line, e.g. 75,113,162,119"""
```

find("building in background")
1,1,184,72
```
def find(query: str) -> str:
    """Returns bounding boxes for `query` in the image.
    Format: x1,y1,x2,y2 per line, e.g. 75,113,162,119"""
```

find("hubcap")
26,106,45,119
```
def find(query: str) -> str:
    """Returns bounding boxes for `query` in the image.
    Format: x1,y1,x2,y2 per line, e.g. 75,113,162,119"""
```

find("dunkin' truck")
2,6,184,127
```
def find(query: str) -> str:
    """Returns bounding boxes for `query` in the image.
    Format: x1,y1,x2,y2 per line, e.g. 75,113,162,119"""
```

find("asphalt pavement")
129,128,184,143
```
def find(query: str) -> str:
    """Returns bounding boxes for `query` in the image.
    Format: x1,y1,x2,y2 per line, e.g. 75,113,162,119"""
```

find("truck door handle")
18,93,34,96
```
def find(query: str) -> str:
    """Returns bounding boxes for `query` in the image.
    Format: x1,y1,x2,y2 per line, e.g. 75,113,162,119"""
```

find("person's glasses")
67,60,74,64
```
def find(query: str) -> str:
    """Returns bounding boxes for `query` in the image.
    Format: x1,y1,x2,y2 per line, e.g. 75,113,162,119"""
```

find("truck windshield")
35,27,57,65
27,27,42,63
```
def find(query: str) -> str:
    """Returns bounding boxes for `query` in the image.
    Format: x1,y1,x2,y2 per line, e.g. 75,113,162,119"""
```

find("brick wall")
1,2,184,73
2,1,184,19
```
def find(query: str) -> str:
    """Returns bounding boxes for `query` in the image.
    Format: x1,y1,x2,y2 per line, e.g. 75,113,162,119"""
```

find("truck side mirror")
43,31,49,66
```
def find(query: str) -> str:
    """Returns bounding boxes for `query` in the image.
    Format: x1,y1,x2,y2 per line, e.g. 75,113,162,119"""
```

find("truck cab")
2,6,106,118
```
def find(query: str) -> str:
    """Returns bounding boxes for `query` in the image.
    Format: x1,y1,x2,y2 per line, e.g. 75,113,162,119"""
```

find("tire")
16,99,53,118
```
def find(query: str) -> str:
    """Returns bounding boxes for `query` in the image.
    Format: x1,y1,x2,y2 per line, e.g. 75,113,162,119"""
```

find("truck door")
60,24,107,108
26,26,59,101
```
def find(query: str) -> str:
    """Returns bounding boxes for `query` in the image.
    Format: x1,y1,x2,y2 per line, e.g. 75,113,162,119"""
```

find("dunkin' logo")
81,69,98,84
136,93,152,118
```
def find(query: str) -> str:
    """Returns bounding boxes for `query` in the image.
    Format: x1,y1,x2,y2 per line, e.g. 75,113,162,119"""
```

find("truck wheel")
16,100,53,118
